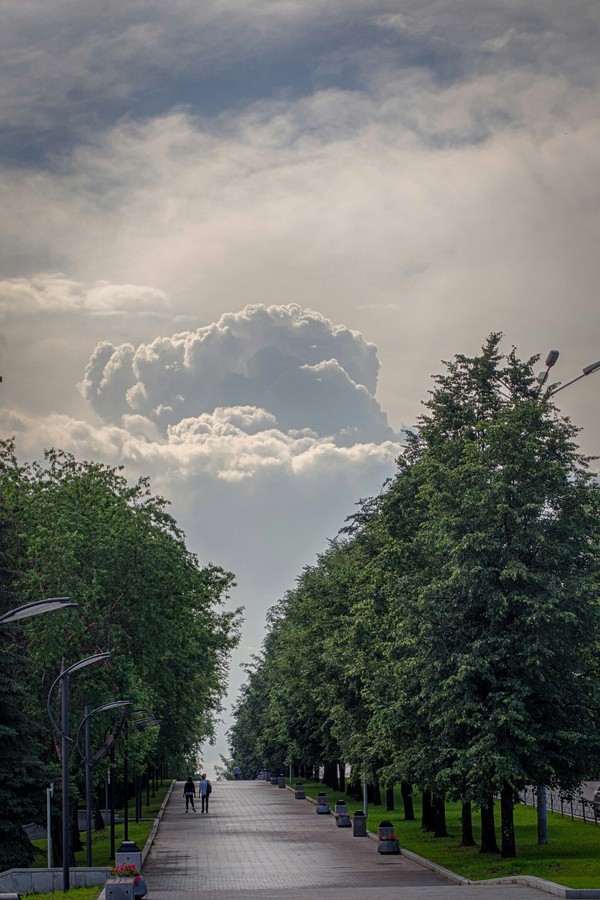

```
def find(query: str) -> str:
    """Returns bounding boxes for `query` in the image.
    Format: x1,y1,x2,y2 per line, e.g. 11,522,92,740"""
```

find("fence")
518,787,598,824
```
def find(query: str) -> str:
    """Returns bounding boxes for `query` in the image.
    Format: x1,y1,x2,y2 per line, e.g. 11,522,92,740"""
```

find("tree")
391,335,600,857
0,440,241,864
0,441,51,867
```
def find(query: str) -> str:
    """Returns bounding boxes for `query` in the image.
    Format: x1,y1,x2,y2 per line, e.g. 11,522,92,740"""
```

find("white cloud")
2,0,600,774
0,274,168,320
79,304,397,443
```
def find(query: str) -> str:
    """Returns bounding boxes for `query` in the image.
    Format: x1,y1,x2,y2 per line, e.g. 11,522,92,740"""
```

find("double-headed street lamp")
536,350,600,396
76,700,132,867
47,652,111,891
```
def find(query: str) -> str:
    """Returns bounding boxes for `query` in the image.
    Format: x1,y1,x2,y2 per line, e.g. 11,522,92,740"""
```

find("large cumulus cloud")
79,304,398,444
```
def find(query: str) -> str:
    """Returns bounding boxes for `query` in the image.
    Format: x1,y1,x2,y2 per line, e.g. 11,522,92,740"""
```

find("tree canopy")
229,334,600,858
0,440,241,867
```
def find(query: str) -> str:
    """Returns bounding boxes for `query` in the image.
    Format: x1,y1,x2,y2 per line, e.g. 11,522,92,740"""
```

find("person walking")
199,773,212,813
183,776,197,812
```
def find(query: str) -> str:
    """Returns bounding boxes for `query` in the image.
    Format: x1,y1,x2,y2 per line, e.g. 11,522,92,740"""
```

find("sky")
1,0,600,775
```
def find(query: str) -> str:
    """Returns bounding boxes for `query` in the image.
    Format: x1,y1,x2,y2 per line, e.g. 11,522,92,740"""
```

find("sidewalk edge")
96,779,176,900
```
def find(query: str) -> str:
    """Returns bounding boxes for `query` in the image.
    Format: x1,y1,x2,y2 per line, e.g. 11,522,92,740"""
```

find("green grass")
28,780,172,897
26,889,101,900
301,780,600,888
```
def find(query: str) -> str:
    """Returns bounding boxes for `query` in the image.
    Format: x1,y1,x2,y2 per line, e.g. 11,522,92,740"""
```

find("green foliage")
0,438,241,868
229,335,600,859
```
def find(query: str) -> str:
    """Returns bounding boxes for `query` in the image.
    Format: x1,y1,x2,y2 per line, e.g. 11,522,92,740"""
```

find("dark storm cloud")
2,1,598,163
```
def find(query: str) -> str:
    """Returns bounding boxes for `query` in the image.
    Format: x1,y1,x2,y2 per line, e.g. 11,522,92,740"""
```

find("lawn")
27,780,172,898
301,780,600,889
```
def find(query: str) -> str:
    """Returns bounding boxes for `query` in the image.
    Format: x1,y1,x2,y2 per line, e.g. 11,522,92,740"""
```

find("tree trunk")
421,790,435,831
500,784,517,859
93,795,105,831
434,793,448,837
371,782,382,806
70,800,82,857
51,811,62,867
461,801,475,846
323,763,339,791
536,785,548,845
338,763,346,792
386,786,395,811
480,796,500,854
401,782,415,820
346,780,361,800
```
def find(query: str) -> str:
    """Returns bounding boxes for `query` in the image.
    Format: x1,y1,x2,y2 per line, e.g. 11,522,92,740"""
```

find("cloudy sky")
2,0,600,772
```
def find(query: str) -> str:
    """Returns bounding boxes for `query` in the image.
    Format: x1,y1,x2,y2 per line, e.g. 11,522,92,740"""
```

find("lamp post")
123,715,161,838
0,596,76,626
47,652,111,891
0,597,77,871
534,351,600,846
76,700,132,866
536,351,600,396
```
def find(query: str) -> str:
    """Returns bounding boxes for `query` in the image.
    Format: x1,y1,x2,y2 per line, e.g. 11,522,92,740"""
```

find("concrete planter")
106,878,135,899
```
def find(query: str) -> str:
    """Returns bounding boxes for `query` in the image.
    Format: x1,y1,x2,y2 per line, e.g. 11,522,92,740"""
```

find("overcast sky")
2,0,599,774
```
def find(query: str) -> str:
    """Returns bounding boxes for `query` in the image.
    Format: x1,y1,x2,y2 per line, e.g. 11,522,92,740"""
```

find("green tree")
392,335,600,856
0,440,241,864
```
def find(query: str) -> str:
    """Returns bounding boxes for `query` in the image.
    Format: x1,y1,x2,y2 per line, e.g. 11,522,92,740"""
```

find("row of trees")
0,440,241,868
228,335,600,858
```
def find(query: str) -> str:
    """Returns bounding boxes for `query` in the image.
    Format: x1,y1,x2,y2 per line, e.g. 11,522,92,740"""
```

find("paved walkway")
142,780,552,899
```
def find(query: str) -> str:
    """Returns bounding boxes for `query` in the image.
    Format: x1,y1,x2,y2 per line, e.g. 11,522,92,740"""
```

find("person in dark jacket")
183,776,196,812
198,773,212,813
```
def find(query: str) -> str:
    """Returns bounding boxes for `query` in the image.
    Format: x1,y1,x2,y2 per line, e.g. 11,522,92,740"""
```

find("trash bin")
316,792,330,814
352,810,367,837
278,773,286,788
377,820,400,854
334,800,351,827
270,774,278,785
294,781,305,799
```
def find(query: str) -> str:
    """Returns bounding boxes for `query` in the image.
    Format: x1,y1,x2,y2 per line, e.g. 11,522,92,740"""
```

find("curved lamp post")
0,596,76,626
76,700,132,866
47,652,111,890
123,714,161,839
0,597,77,870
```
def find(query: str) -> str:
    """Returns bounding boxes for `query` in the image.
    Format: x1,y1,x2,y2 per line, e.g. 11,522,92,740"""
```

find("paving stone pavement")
142,781,552,899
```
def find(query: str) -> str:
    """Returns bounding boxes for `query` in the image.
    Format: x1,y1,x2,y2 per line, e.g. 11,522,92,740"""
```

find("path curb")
96,779,175,900
291,785,600,898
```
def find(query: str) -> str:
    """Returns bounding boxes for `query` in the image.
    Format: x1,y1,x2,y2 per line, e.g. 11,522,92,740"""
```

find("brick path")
141,781,552,899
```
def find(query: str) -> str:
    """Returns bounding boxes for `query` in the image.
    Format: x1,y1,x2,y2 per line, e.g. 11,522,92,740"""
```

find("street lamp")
536,350,560,389
0,597,76,626
123,714,161,838
76,700,132,866
0,597,77,872
47,652,111,890
535,350,600,846
548,359,600,396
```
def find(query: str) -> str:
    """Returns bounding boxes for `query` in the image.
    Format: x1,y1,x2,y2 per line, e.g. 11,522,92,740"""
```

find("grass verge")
301,780,600,889
27,780,172,898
